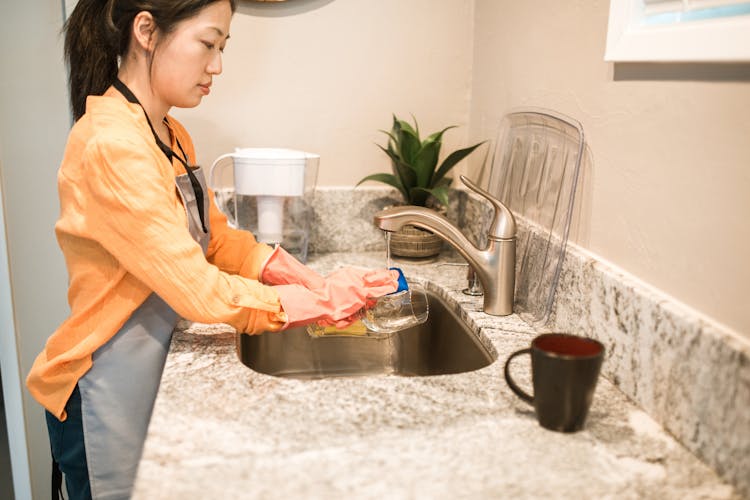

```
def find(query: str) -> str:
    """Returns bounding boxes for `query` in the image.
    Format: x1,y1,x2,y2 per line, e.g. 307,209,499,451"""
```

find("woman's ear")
131,11,158,52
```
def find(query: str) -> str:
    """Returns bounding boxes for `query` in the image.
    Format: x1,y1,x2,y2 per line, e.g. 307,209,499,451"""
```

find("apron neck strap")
112,79,208,233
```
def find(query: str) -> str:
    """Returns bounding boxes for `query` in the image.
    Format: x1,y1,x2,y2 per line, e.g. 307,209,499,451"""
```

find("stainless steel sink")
237,289,495,379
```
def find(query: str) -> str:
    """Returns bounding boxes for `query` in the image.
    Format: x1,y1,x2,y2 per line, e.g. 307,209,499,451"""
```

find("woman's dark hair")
64,0,237,120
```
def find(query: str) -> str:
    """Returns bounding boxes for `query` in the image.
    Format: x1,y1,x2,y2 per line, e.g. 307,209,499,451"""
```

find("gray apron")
77,168,210,499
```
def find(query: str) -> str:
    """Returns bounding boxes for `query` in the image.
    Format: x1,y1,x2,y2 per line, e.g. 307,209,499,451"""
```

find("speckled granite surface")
550,246,750,497
133,252,741,499
308,187,750,496
306,186,485,254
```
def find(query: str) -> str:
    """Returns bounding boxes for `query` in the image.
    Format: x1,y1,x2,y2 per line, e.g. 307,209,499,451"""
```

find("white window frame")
605,0,750,62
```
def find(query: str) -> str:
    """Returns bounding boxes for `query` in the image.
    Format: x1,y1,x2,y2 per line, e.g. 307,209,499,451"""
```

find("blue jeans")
45,385,91,500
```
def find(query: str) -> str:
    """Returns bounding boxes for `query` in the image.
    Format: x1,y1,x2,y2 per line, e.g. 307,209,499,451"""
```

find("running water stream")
384,231,392,270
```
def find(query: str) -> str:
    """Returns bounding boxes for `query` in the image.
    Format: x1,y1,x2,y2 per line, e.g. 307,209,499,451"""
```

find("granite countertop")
132,252,739,499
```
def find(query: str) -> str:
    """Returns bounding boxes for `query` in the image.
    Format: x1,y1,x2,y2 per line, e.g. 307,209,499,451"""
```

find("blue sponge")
389,267,409,293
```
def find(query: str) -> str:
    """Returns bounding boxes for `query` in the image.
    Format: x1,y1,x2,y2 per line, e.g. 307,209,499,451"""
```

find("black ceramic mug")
504,333,605,432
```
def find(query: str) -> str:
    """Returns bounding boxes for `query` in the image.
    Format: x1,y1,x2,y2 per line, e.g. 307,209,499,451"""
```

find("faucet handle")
460,175,516,240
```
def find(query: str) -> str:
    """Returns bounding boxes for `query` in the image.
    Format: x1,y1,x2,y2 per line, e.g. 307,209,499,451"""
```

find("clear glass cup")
305,281,429,337
361,281,429,334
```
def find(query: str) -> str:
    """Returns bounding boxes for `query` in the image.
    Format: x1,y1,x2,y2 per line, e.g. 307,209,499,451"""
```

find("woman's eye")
202,41,215,50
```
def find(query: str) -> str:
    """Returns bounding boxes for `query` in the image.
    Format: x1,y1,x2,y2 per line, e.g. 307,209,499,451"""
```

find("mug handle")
504,348,534,404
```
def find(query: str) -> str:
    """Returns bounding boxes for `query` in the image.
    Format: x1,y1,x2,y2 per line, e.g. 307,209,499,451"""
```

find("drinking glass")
361,281,429,334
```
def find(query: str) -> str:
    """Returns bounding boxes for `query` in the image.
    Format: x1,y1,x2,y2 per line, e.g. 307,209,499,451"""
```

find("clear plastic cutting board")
487,108,585,326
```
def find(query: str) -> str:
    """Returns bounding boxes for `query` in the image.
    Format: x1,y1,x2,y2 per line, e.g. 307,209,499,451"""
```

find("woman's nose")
207,52,222,75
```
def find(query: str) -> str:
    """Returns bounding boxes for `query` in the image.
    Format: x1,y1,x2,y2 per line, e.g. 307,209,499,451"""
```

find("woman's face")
151,1,233,109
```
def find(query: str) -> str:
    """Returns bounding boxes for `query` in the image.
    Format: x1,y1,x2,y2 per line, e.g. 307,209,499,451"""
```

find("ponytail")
64,0,119,121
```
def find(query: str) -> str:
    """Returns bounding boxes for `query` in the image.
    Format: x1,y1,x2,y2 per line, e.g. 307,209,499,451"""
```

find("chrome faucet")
374,175,516,316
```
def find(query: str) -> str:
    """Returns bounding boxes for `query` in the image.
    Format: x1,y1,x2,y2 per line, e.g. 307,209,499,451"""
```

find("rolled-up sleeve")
81,134,286,334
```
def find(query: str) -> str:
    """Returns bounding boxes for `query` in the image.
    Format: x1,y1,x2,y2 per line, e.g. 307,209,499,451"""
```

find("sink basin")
237,289,495,379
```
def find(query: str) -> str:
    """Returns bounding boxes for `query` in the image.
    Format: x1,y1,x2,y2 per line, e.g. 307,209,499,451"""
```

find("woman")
26,1,397,498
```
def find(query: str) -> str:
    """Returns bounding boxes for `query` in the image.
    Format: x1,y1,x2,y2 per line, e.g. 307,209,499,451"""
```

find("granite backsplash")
303,186,749,497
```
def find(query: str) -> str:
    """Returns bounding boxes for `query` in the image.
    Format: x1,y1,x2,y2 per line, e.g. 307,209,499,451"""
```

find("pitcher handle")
209,153,238,228
208,153,236,191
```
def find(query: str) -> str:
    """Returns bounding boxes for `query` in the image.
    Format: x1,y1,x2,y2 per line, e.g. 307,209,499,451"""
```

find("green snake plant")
357,114,485,208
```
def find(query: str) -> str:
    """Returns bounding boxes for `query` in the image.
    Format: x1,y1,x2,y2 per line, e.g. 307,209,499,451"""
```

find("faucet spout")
374,176,516,316
375,206,481,262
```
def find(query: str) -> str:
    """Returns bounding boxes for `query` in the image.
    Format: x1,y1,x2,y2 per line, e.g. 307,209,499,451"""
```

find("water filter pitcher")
209,148,319,262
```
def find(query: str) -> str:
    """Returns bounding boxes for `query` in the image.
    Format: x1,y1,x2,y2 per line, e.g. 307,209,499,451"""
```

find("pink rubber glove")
312,268,391,329
274,268,398,328
260,246,326,289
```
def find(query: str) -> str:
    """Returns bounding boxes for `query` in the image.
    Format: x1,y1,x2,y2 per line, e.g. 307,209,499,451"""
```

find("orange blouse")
27,87,286,420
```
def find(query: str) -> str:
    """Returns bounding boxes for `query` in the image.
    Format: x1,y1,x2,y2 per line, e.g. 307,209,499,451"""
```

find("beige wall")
176,0,750,339
469,1,750,338
173,0,476,186
1,1,71,498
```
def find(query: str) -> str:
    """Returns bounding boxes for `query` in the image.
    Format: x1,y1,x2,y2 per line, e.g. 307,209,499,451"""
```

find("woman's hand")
273,268,398,328
260,247,326,289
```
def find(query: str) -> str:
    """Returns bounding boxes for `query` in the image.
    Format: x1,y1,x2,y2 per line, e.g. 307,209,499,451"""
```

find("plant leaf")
376,143,416,194
396,126,421,164
377,144,417,184
409,113,420,139
410,186,450,208
389,116,402,156
428,185,451,208
376,142,400,163
391,114,401,134
391,114,422,163
408,187,431,207
425,125,457,145
379,129,398,148
356,173,408,200
413,139,440,188
434,176,453,189
397,117,418,139
391,158,417,193
432,141,486,186
413,125,456,188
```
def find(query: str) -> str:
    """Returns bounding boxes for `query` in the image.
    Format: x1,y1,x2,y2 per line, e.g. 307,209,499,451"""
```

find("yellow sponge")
308,320,369,337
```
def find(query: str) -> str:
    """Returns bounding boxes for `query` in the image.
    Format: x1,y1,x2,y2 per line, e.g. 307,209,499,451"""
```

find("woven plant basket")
389,225,443,258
